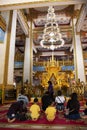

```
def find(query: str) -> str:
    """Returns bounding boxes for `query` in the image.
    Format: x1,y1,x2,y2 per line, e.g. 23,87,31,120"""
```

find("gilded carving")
41,55,73,90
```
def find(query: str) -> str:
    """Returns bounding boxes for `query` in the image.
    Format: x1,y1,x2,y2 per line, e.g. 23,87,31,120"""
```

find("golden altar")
40,55,74,90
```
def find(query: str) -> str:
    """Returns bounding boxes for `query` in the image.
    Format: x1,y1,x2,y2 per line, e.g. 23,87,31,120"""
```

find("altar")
31,53,75,97
40,54,74,91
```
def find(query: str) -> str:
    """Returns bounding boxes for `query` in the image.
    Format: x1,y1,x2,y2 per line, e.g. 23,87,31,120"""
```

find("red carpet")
0,128,41,130
1,113,87,126
0,128,42,130
0,102,87,130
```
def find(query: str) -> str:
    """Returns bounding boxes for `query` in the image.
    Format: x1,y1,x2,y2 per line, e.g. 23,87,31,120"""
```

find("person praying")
48,81,54,100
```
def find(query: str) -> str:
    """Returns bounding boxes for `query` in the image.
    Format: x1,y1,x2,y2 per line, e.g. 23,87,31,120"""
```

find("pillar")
29,19,33,85
23,19,33,85
23,37,31,83
7,10,17,84
0,11,9,84
73,19,86,82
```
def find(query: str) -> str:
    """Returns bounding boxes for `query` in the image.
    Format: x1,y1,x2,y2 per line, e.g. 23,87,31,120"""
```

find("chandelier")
40,6,64,50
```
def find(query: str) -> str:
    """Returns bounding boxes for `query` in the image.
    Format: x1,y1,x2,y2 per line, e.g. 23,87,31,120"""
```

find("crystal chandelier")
40,6,64,50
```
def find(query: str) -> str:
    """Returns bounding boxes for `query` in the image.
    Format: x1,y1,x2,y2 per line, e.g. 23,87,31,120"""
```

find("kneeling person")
7,100,27,123
45,100,56,121
30,98,40,121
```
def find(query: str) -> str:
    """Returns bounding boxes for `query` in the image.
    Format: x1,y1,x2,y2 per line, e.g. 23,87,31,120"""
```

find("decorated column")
7,10,17,84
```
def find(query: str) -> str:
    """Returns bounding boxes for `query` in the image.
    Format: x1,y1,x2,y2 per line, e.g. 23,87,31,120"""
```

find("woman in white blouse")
55,90,65,111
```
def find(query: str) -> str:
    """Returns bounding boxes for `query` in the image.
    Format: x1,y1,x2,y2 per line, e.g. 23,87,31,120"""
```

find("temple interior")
0,0,87,130
0,0,87,104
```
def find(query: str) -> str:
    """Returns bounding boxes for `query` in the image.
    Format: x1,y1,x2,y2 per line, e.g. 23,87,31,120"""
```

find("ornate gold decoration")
70,80,85,96
41,53,71,89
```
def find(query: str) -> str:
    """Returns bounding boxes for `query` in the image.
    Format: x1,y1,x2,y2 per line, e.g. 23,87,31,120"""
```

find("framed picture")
0,28,5,43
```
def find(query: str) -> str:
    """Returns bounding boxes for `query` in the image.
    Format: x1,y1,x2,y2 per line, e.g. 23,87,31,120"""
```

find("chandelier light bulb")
49,38,55,43
50,44,55,50
49,32,54,36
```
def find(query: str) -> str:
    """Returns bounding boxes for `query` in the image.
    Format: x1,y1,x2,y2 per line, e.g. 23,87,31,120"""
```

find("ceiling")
15,3,87,62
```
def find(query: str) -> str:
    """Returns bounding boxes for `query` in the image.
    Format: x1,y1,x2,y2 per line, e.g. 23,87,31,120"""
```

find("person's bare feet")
7,118,16,123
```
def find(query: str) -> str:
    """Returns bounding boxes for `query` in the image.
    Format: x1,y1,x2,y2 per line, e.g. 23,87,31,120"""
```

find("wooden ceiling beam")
76,4,87,32
33,26,72,33
0,14,6,31
0,0,86,11
17,10,29,36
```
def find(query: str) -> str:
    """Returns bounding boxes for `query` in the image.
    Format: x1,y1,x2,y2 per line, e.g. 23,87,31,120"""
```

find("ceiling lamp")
40,6,64,50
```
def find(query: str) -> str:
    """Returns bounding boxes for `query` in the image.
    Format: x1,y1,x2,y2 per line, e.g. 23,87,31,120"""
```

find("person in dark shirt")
83,101,87,115
65,92,81,120
41,91,52,111
81,101,87,119
48,81,54,100
7,100,27,123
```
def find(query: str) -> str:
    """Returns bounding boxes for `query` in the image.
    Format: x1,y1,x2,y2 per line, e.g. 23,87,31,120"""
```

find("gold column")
3,11,13,86
1,11,13,104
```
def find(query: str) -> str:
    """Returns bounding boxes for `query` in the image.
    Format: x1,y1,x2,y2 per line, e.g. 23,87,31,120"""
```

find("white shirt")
55,96,65,104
